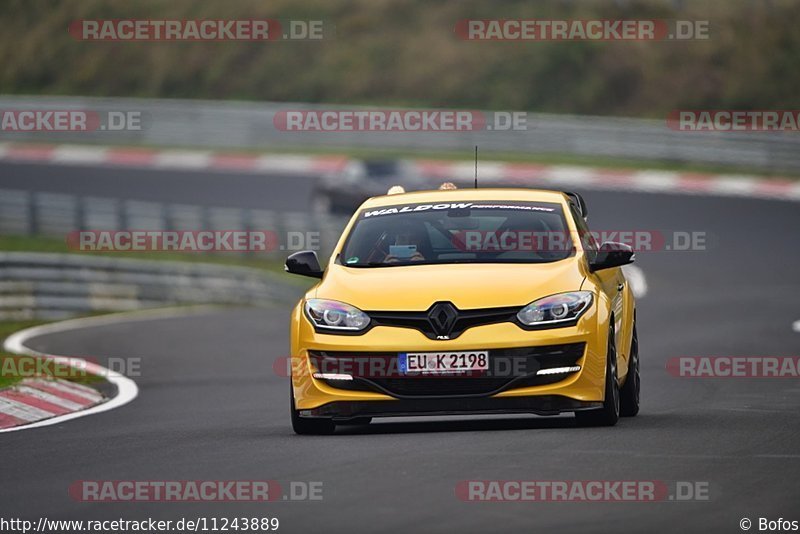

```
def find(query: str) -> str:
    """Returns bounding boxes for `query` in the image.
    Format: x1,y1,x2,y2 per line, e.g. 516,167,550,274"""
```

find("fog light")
313,372,353,380
536,366,581,376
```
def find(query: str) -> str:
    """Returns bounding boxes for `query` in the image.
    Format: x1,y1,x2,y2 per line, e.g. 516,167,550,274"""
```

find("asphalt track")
1,162,800,533
0,161,314,211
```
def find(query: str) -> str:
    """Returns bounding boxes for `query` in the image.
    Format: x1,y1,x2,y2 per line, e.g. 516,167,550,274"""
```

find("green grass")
0,321,39,389
0,320,45,344
0,320,106,389
3,0,800,121
0,353,106,389
0,234,315,287
0,234,285,269
0,320,47,389
0,373,19,389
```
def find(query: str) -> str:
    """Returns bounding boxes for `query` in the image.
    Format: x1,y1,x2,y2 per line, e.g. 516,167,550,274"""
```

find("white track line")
1,305,218,433
632,170,681,192
154,150,212,169
254,155,323,173
623,265,648,299
51,145,109,165
547,166,599,187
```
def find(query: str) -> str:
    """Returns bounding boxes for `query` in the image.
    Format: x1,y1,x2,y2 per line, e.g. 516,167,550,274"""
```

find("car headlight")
517,291,593,326
305,299,370,331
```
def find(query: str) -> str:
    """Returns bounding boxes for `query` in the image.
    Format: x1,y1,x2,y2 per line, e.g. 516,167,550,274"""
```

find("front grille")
310,342,585,398
367,304,519,340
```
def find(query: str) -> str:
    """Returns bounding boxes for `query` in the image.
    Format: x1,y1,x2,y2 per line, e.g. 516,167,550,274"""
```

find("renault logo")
427,302,458,337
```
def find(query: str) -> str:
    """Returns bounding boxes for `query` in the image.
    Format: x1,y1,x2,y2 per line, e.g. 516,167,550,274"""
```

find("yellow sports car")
286,188,638,434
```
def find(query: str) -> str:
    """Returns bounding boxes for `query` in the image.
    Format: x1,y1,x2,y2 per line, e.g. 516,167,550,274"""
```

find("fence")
0,188,349,319
0,188,349,257
0,252,303,320
1,96,798,173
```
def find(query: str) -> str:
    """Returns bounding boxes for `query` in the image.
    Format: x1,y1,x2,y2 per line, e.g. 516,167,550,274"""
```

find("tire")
575,323,620,427
290,382,335,435
619,321,640,417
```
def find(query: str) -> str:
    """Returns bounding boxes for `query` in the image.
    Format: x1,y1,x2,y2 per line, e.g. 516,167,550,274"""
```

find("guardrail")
0,252,303,320
0,187,349,319
0,95,798,173
0,187,348,256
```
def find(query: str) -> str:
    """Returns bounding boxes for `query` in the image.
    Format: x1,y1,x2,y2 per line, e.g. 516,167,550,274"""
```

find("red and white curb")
0,142,797,202
0,306,217,432
1,318,137,432
0,378,104,429
0,142,349,175
412,160,800,202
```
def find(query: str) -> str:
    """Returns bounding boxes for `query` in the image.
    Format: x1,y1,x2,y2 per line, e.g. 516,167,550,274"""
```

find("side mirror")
285,250,324,278
589,242,634,272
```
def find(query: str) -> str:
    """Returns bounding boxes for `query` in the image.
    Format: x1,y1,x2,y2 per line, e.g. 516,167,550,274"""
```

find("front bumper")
301,396,603,421
290,302,608,415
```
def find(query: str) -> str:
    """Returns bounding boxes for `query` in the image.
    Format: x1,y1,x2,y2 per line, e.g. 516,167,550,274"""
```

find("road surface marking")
0,396,56,421
1,305,216,433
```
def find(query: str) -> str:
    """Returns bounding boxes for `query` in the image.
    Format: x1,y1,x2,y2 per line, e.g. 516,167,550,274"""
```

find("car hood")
314,259,586,310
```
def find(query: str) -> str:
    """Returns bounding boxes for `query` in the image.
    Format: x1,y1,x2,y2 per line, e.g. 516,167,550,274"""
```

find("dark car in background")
311,159,431,215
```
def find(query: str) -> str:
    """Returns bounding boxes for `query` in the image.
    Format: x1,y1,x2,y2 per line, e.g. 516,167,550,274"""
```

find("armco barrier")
0,252,303,320
0,186,347,319
0,95,797,173
0,188,349,257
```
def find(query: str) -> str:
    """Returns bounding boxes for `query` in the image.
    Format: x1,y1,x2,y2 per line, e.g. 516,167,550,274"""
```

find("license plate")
399,351,489,374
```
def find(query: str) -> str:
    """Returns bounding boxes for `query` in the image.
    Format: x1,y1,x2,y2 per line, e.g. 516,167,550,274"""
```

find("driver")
383,222,427,263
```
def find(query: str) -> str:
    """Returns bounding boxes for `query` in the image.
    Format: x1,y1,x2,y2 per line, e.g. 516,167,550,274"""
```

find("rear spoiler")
564,192,588,221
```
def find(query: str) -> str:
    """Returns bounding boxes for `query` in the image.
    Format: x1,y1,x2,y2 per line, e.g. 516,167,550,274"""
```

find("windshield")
340,200,574,267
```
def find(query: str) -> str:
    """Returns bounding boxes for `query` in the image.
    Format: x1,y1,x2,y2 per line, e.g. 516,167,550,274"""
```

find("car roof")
360,188,570,209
